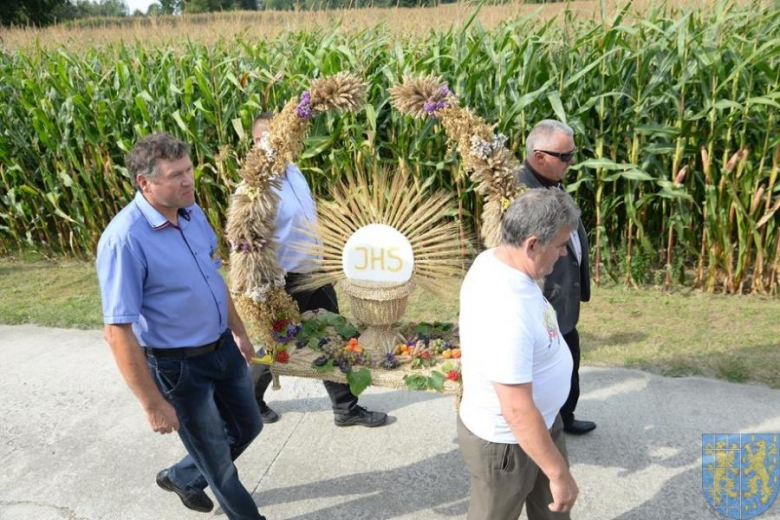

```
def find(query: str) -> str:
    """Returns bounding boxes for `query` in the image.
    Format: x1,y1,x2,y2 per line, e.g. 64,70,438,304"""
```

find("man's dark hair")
126,132,190,189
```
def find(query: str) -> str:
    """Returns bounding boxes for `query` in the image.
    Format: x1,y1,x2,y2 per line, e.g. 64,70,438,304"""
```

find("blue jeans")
147,330,264,520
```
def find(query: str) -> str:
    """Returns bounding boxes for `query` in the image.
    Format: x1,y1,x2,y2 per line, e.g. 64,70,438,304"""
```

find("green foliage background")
1,2,778,293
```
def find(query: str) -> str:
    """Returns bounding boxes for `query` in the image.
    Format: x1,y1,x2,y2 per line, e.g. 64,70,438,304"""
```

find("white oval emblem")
342,224,414,283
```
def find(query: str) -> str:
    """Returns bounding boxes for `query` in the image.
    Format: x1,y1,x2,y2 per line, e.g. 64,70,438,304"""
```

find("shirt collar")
133,192,193,230
524,160,560,189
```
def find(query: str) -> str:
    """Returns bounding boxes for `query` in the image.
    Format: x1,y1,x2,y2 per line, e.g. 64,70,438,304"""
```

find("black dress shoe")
156,469,214,513
260,405,280,424
334,406,388,428
564,419,597,435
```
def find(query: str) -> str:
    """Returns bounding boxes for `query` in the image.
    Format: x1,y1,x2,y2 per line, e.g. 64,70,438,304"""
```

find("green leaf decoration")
414,323,433,335
429,371,446,391
320,311,343,327
336,323,358,340
402,374,429,391
347,368,372,396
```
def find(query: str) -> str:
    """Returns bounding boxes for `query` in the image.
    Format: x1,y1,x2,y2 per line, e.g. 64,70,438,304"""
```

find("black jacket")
517,162,591,334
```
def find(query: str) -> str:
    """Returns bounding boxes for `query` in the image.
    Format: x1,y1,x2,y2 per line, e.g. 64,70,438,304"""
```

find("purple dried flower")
296,105,313,120
230,238,266,253
423,84,452,116
296,90,314,120
272,322,302,343
337,359,351,374
423,100,449,115
380,352,400,370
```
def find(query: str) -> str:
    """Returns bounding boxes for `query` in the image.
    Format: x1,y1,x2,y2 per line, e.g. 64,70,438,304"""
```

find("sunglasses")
535,149,577,163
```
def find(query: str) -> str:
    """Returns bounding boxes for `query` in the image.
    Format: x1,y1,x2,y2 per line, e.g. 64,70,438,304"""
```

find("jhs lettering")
354,247,404,272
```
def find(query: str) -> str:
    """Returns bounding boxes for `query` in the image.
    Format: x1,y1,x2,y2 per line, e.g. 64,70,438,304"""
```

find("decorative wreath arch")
225,73,524,391
389,74,526,248
226,72,366,351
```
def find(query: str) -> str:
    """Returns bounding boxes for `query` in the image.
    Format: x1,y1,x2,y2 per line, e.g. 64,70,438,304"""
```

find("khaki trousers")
457,414,571,520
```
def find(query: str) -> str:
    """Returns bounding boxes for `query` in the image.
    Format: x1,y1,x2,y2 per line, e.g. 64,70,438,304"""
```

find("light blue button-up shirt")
273,163,322,273
96,192,228,348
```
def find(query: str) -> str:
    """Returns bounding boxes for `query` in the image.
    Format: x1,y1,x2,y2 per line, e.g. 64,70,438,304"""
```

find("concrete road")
1,324,778,520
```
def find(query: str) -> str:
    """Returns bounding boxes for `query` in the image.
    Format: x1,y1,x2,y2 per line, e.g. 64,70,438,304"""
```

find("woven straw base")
342,279,416,356
358,325,405,357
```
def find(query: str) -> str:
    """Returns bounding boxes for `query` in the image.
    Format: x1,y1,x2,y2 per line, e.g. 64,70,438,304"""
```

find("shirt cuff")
103,315,139,324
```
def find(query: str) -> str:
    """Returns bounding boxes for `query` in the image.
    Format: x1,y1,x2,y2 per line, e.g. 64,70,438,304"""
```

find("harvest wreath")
226,73,524,396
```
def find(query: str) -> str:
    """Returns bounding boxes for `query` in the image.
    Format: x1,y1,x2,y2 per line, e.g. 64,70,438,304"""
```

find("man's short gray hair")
525,119,574,158
501,188,580,247
126,132,190,189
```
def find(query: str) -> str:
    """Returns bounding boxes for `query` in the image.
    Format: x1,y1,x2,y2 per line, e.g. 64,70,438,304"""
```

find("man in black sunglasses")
517,120,596,436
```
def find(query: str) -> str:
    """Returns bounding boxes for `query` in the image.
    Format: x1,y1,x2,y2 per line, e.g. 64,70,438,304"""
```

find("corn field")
1,1,778,294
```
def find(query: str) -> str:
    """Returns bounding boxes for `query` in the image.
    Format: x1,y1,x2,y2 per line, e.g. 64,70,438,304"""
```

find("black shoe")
260,405,280,424
564,419,596,435
156,469,214,513
334,406,388,428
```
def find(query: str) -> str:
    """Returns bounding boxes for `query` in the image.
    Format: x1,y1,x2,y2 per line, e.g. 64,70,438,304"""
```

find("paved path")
1,324,779,520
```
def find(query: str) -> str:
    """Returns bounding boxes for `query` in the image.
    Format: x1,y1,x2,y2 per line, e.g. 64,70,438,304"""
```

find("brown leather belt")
143,331,227,358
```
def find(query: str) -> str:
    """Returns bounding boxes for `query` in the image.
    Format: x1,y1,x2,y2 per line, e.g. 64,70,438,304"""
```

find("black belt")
143,331,228,358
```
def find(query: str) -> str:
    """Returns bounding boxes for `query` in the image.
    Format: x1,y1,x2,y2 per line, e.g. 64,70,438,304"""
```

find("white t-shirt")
458,249,573,444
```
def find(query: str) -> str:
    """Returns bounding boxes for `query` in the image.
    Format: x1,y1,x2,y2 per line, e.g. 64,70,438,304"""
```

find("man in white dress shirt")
250,112,387,428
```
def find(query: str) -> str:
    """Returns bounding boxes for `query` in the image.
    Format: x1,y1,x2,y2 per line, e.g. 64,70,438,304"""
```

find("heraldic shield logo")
703,434,780,519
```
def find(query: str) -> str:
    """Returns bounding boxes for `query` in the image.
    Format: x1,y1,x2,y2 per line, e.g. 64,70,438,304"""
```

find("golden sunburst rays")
391,74,526,248
289,167,469,295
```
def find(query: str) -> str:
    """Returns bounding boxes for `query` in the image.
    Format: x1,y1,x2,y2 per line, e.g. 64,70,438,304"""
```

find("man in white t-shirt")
458,188,580,520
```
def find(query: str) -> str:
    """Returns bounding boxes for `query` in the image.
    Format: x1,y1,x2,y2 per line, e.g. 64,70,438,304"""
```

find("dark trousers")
148,331,263,520
253,274,358,415
559,328,580,426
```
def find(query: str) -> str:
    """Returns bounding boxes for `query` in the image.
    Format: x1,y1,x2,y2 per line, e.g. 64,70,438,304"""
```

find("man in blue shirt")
251,113,387,428
97,133,267,520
